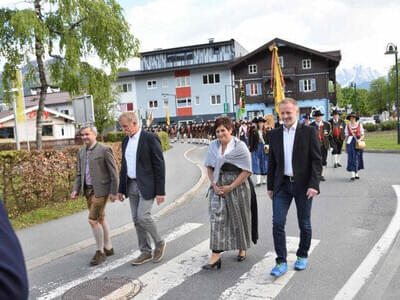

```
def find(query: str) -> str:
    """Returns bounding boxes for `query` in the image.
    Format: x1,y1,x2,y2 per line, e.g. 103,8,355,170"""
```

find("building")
116,39,247,124
230,38,341,121
0,105,75,143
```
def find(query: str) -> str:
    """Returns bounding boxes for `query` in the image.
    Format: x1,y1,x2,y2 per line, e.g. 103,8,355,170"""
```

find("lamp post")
161,93,177,120
385,43,400,144
350,81,357,114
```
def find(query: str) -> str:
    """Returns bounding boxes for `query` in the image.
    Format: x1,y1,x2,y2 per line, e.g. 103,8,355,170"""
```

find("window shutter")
257,83,262,95
299,80,304,92
245,84,251,96
311,79,316,91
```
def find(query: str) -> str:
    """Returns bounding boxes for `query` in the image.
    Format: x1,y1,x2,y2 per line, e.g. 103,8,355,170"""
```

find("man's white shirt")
126,128,141,179
283,121,298,176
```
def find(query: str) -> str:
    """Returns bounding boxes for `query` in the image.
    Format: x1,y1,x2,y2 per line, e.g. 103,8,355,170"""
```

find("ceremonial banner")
146,110,153,127
269,44,285,118
13,69,25,123
166,106,170,126
237,79,246,119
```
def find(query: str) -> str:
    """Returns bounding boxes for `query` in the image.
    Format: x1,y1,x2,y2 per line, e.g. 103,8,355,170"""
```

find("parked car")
372,115,381,124
359,117,376,125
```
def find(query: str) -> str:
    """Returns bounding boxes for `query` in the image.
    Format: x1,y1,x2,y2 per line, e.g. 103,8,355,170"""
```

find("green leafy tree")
369,77,389,114
0,0,139,149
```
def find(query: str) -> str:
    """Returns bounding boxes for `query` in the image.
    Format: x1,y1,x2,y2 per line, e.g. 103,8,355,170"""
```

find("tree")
1,0,139,149
369,77,389,114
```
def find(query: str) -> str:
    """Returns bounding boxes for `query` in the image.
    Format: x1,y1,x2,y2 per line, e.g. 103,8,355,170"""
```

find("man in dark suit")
329,110,346,168
267,98,322,277
310,110,332,181
0,199,29,300
117,112,166,265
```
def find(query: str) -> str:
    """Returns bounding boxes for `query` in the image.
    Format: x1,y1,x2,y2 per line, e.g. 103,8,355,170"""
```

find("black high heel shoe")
202,259,222,270
237,255,246,262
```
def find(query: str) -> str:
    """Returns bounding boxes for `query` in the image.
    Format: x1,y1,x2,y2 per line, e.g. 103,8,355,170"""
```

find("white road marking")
219,237,320,300
134,239,210,300
334,185,400,300
37,223,202,300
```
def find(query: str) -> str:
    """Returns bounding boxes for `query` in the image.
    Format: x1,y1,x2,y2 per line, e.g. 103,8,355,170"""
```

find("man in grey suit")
71,125,119,266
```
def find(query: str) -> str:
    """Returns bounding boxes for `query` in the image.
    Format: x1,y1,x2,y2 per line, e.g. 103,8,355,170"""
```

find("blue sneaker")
294,257,308,270
270,263,288,277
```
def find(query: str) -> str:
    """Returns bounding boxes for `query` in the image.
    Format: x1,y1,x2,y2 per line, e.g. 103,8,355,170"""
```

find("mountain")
336,65,382,90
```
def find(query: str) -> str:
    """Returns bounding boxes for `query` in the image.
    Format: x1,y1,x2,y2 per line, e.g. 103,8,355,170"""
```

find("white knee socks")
92,224,104,252
101,220,112,250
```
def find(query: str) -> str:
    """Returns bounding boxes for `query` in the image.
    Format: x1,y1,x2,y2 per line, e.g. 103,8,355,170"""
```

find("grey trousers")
128,179,163,254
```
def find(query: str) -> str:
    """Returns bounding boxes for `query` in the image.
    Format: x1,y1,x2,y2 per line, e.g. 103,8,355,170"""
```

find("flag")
13,69,25,123
166,106,170,126
237,79,246,119
146,110,153,127
269,44,285,118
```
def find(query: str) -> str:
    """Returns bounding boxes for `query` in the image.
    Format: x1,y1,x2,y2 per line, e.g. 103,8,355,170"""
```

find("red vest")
347,123,361,137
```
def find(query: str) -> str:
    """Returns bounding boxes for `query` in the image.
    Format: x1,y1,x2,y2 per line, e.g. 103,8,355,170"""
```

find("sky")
1,0,399,75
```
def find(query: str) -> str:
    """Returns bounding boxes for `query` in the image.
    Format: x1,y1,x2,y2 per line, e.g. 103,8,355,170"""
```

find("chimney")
208,38,214,43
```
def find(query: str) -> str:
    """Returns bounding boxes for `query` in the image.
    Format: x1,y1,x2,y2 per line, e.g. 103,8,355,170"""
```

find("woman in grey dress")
203,117,258,270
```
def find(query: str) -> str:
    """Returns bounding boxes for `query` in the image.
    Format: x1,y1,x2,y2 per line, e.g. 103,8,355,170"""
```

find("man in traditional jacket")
310,110,332,181
329,110,345,168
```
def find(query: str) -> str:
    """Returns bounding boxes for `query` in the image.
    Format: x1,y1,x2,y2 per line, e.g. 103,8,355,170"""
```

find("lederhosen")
331,119,345,155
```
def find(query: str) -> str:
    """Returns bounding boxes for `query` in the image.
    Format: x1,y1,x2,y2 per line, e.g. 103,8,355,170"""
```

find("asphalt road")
26,144,400,300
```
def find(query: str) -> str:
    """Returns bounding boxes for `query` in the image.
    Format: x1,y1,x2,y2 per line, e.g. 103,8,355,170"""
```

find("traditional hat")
256,117,265,123
346,112,359,121
312,110,324,117
303,113,311,120
332,109,340,115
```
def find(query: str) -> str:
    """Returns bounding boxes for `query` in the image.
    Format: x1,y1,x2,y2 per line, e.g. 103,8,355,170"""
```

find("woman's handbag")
356,140,366,150
264,144,269,154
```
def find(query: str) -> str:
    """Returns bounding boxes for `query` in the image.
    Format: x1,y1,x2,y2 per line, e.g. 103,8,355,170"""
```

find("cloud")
125,0,400,74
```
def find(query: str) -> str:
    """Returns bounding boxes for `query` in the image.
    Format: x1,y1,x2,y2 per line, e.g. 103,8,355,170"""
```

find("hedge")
105,131,171,151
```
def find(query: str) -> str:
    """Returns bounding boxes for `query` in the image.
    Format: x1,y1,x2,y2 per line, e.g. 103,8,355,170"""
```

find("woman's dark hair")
214,116,233,130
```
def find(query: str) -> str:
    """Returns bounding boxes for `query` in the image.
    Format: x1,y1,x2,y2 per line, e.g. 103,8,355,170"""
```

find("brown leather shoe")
131,252,152,265
104,247,114,256
90,250,106,266
153,241,166,263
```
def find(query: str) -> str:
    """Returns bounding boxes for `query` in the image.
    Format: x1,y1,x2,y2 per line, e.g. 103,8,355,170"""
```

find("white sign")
72,95,95,125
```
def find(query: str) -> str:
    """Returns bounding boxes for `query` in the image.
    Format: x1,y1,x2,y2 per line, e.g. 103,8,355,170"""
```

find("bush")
363,123,378,132
156,131,171,151
379,120,397,131
104,131,125,142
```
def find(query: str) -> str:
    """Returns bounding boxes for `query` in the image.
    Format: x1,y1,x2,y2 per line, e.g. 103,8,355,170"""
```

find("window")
42,125,53,136
299,79,316,92
119,83,132,93
302,59,312,69
0,127,14,139
148,100,158,108
147,80,157,89
278,56,284,68
248,64,257,74
195,96,200,105
127,103,134,111
60,109,69,115
210,95,221,105
177,98,192,107
176,76,191,87
166,52,194,62
245,83,262,96
203,73,220,84
162,79,168,88
213,47,220,55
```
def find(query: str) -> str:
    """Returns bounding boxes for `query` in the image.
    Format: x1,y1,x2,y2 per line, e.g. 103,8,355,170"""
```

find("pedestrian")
249,117,269,185
203,116,258,270
310,110,332,181
302,113,311,126
117,111,167,265
71,125,119,266
0,199,29,300
238,120,248,145
267,98,321,277
345,112,365,180
329,110,346,168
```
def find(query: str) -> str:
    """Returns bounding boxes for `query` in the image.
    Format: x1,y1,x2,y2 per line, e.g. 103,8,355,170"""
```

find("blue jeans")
272,179,313,264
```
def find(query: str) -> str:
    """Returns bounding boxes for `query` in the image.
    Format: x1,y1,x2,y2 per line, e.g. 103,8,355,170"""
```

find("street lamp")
161,93,177,120
385,42,400,144
350,81,357,114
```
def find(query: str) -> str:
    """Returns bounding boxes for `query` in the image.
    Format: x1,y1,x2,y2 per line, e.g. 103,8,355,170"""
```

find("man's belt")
84,184,93,189
283,175,295,182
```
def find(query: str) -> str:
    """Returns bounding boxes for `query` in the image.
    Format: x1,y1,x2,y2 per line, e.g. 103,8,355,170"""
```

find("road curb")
364,149,400,154
26,146,207,271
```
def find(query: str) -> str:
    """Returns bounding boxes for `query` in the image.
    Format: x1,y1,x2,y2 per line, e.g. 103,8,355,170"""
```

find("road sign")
72,95,95,125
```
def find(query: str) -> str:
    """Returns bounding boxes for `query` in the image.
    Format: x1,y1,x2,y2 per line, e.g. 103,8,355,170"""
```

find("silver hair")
80,124,98,135
118,111,139,124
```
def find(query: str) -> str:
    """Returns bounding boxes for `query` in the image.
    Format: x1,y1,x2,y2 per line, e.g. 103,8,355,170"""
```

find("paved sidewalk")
17,143,201,263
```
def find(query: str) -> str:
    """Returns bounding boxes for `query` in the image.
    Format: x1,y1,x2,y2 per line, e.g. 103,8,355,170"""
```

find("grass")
364,130,400,151
10,197,87,230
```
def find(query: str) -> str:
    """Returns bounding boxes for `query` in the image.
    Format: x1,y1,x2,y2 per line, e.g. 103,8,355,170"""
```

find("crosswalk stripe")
219,237,320,300
37,223,203,300
135,239,210,299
